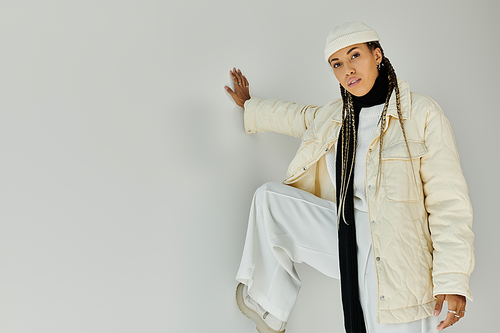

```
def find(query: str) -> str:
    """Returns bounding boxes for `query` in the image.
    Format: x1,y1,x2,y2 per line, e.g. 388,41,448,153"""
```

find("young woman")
224,22,474,333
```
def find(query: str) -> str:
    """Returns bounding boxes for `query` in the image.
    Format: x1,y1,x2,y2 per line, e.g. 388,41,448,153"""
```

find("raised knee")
256,181,282,193
254,182,284,203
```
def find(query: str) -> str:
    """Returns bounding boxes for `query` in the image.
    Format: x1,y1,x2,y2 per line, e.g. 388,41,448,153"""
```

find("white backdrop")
0,0,498,332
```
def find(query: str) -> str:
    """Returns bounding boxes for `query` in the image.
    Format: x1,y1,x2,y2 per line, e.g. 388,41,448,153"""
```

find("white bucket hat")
324,22,379,63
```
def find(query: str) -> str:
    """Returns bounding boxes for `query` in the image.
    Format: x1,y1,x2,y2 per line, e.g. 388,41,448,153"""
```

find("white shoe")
236,283,287,333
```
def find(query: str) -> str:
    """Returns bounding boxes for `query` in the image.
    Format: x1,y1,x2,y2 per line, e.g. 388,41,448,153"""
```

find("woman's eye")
351,53,360,59
333,62,341,68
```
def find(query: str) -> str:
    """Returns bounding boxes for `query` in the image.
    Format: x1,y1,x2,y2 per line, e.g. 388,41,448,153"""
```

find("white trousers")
236,182,439,333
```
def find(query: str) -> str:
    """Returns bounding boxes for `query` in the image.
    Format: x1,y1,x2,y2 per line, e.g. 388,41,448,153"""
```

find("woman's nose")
345,64,355,76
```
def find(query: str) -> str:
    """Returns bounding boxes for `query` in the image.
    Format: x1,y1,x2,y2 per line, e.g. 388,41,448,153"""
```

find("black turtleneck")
352,66,389,108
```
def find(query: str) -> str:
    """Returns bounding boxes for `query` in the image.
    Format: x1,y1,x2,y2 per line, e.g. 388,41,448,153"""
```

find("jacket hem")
378,300,436,324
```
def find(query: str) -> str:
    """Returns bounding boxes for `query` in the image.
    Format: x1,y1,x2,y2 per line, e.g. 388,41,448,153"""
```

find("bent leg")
236,182,339,322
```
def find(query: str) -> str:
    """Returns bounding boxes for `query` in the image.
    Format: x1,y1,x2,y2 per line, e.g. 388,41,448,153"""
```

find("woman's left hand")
434,294,466,330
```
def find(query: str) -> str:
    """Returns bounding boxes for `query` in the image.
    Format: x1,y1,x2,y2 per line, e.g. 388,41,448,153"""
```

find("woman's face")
328,43,382,97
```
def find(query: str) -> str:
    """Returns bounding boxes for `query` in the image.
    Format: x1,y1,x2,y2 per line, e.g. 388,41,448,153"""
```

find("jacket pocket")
382,140,428,202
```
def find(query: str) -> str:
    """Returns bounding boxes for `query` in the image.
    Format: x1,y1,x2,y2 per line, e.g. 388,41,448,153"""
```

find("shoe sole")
235,283,285,333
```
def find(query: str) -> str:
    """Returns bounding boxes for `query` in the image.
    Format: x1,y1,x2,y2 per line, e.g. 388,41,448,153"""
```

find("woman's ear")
374,47,383,63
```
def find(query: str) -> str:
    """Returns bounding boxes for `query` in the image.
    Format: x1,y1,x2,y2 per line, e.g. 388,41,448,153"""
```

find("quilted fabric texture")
243,80,474,324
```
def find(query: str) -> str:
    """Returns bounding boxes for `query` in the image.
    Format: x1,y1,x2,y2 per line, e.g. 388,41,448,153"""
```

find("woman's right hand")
224,68,251,108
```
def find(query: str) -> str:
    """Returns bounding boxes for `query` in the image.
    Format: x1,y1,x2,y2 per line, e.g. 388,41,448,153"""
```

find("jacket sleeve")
420,109,475,301
243,97,324,138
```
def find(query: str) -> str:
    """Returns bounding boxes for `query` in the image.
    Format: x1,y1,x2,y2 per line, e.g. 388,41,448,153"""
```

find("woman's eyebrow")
347,47,359,55
330,47,359,63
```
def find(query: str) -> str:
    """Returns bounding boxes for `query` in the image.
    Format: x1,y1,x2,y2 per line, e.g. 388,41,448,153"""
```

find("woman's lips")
348,78,361,87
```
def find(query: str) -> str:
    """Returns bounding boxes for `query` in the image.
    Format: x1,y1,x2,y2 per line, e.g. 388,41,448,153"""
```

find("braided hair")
337,41,415,220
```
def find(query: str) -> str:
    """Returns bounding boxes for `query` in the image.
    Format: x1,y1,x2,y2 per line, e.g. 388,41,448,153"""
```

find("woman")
224,22,474,333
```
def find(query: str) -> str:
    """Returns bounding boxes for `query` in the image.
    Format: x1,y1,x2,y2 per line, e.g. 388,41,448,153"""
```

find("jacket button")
380,295,385,300
376,257,381,261
371,220,375,224
303,167,307,171
368,185,372,190
325,148,329,152
369,149,372,152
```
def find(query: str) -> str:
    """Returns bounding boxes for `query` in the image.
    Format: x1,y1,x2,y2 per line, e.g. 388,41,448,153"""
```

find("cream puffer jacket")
243,79,474,324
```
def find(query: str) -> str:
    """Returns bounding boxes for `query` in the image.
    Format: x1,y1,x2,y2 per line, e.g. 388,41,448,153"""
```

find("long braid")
338,86,356,226
375,60,393,194
379,54,416,190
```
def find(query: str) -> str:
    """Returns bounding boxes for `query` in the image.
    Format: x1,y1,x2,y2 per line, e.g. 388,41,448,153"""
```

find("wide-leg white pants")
236,182,439,333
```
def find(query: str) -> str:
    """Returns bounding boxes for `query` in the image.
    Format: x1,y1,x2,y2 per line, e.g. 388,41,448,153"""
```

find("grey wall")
0,0,498,332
